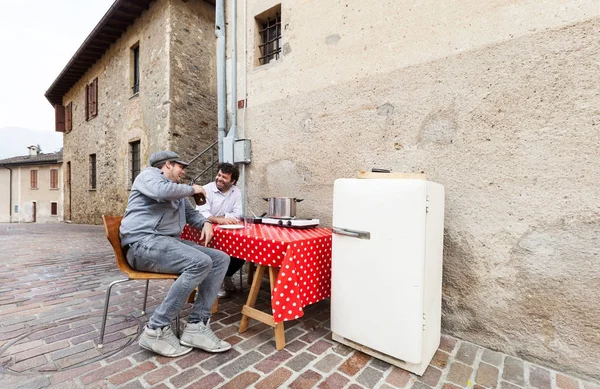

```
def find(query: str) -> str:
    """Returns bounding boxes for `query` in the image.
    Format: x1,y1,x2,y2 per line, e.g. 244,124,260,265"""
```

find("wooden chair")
99,215,217,348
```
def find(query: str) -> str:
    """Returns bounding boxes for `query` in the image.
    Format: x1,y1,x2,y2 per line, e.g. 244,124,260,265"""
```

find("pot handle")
295,198,304,202
263,198,269,201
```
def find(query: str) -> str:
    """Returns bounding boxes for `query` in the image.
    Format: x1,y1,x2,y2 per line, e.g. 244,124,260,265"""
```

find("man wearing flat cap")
120,150,231,357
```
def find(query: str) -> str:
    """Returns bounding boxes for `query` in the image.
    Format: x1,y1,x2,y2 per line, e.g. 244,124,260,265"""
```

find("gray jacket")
120,167,209,246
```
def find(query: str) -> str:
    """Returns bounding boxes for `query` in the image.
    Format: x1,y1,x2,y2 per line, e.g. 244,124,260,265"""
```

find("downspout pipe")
227,0,238,140
216,0,227,162
1,165,12,222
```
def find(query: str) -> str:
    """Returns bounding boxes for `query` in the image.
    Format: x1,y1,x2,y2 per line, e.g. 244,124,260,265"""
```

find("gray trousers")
126,234,230,329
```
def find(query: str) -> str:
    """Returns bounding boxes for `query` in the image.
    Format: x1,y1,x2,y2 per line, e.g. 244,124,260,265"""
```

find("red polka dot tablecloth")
181,224,332,323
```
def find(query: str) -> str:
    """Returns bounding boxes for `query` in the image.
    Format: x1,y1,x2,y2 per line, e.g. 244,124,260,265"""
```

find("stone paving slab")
1,223,599,389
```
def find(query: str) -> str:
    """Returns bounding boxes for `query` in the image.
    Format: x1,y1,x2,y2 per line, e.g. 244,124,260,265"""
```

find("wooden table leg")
239,264,266,333
238,264,287,350
269,267,286,350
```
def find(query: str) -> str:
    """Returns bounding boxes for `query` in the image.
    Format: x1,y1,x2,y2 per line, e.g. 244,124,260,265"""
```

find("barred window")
256,5,281,65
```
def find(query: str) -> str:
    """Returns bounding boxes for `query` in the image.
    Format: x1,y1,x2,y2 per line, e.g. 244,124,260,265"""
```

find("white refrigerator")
330,178,445,375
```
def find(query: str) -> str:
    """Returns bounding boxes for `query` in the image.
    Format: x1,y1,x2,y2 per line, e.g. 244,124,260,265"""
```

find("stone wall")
61,0,218,224
62,0,172,224
169,0,218,185
233,0,600,380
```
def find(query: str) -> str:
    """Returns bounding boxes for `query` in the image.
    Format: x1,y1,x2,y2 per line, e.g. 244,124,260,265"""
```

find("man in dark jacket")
120,150,231,357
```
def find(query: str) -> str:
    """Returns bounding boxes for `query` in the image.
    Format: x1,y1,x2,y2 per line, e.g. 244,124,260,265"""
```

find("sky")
0,0,115,158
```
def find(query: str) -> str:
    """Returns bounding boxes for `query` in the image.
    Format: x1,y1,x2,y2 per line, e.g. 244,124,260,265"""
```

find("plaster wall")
5,164,64,223
233,0,600,380
0,169,10,222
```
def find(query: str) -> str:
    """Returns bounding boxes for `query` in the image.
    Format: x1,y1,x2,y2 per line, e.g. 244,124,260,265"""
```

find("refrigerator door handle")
332,227,371,240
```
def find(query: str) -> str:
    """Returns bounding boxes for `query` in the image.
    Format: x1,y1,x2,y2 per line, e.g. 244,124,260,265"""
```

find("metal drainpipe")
1,166,12,222
216,0,226,162
239,0,247,216
228,0,238,140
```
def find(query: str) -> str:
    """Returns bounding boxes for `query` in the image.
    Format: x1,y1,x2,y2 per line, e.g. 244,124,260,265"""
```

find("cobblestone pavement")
0,223,598,389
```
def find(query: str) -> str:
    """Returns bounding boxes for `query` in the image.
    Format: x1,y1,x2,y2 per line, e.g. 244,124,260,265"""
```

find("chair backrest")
102,215,135,275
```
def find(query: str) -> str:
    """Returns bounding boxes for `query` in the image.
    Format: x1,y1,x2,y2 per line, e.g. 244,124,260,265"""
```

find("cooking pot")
263,197,304,218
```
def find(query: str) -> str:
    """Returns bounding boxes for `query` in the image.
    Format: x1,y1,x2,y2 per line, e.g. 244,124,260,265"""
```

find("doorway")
32,201,36,223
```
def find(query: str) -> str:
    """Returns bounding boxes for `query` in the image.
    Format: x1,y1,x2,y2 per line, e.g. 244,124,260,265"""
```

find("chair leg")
98,278,130,349
142,279,150,315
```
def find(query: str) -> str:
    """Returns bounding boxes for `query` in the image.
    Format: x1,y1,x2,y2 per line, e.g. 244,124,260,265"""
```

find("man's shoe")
223,276,236,292
180,322,232,352
217,284,231,299
138,326,192,357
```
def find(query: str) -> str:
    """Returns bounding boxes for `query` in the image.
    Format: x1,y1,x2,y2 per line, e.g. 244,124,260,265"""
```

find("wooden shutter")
85,84,90,121
50,169,59,189
91,78,98,117
30,170,38,189
65,102,72,132
55,105,65,132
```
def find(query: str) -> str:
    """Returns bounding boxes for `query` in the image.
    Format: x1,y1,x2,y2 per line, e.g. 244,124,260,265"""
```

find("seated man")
196,162,245,298
120,150,231,357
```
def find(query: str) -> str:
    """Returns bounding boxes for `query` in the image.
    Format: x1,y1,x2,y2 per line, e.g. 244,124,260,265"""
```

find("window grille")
258,13,281,65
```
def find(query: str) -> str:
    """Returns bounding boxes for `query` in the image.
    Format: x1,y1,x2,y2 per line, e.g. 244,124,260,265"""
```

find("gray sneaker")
217,284,231,299
180,322,232,352
139,326,192,357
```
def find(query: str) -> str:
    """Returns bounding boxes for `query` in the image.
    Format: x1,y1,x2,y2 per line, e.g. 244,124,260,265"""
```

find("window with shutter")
55,105,65,132
85,79,98,121
91,78,98,117
85,84,90,121
65,102,72,132
50,169,59,189
30,170,38,189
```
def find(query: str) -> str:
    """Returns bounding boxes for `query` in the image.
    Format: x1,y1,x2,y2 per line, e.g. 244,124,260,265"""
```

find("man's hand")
192,185,206,196
209,217,241,225
199,221,214,246
221,217,241,225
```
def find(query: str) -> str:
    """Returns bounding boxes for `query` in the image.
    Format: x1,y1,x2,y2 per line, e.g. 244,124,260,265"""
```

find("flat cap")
149,150,189,168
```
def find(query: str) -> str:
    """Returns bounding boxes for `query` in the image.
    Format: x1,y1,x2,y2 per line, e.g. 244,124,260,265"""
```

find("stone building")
227,0,600,381
45,0,217,224
0,146,63,223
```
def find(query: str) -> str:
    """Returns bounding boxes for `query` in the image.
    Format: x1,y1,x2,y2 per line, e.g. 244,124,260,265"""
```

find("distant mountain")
0,127,63,159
